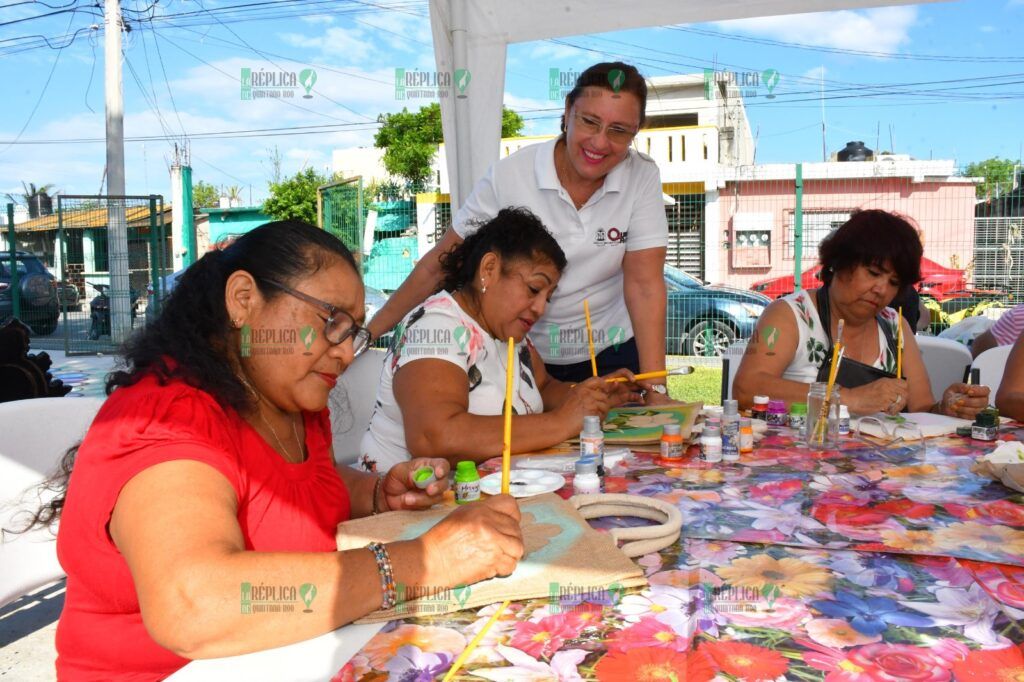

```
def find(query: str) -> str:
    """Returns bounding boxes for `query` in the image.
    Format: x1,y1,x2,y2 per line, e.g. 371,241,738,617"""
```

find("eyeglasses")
571,111,638,145
262,280,372,357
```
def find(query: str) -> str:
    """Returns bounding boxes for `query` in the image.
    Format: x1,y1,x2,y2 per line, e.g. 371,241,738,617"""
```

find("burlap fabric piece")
336,493,647,623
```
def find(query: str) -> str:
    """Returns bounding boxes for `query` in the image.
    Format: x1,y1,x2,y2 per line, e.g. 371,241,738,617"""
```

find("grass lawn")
667,365,722,406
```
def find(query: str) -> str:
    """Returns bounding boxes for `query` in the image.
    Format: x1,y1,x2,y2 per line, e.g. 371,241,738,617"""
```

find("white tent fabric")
429,0,932,209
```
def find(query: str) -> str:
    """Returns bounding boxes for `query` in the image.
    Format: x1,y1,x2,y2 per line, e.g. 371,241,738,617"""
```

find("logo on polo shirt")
594,227,628,246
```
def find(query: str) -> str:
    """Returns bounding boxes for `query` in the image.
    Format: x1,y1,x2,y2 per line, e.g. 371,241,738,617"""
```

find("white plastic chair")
972,345,1013,400
328,349,386,466
720,340,748,403
1,397,104,608
915,335,973,403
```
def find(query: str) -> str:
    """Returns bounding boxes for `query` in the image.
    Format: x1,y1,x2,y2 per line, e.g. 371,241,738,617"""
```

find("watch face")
651,384,667,394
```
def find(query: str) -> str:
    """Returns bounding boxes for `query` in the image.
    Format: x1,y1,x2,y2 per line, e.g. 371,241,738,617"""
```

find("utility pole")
105,0,131,343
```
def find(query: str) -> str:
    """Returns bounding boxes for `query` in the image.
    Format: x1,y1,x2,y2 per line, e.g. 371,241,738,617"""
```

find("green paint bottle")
454,461,480,504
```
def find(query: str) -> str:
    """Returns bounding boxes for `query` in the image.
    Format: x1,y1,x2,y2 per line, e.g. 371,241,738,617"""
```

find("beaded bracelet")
366,541,397,610
371,475,385,515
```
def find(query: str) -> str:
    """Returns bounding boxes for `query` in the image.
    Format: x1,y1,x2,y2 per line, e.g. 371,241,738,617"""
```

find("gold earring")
481,278,487,294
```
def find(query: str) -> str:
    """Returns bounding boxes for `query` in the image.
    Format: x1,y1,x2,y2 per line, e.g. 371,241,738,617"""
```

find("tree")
192,180,221,209
5,182,57,206
965,157,1020,199
374,103,526,191
262,167,329,225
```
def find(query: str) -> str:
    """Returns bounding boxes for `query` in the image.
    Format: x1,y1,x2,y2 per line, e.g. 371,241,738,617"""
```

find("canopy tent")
428,0,935,209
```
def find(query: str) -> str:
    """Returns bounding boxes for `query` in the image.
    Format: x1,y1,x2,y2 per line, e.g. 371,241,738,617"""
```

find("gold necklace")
257,407,304,463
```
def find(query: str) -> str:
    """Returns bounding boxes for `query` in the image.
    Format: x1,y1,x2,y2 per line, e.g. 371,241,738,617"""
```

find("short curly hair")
819,209,923,288
439,207,567,294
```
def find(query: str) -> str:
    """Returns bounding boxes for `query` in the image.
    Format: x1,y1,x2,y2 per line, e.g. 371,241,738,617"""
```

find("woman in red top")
33,220,524,680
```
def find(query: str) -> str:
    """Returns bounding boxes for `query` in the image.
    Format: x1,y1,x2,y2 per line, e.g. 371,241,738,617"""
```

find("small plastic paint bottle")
739,417,754,454
454,461,481,504
789,402,808,435
660,423,684,464
573,458,601,495
766,400,789,427
972,407,999,442
580,415,605,476
701,425,723,463
751,395,770,421
838,405,851,436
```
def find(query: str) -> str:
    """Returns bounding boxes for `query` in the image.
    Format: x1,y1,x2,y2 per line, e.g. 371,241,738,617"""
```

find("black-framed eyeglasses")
572,110,638,145
262,280,372,357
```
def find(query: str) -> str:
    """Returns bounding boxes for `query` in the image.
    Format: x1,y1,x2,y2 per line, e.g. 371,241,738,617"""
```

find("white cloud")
300,15,335,25
279,26,372,63
712,6,918,56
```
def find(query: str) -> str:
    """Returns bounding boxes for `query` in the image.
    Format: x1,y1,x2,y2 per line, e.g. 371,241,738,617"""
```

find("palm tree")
5,182,59,218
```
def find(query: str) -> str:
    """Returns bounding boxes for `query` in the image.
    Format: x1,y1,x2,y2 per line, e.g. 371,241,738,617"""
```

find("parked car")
749,257,998,303
665,265,771,356
0,251,60,335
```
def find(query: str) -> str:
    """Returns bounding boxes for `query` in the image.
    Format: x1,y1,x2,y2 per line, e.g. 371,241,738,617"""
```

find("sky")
1,0,1022,206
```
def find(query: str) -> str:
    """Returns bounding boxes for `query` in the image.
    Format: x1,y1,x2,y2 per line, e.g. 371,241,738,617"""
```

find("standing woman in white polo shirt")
368,62,670,401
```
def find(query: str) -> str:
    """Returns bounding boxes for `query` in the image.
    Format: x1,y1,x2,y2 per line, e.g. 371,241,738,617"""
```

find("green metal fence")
0,195,170,355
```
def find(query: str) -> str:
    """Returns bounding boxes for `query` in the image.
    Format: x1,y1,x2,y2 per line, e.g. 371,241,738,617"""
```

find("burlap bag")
336,493,647,623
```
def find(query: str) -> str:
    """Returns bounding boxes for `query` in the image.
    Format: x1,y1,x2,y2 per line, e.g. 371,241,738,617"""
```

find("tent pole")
450,0,472,209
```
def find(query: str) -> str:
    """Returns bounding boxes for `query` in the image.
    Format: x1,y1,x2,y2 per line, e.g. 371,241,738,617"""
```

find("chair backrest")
720,340,748,403
972,344,1013,400
1,397,104,608
328,349,386,466
915,335,973,403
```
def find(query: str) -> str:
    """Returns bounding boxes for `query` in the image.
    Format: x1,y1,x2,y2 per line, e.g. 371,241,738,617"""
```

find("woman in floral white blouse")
734,210,989,418
362,208,640,470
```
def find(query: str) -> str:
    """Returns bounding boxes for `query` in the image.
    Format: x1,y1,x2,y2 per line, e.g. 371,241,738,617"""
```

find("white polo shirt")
452,138,668,365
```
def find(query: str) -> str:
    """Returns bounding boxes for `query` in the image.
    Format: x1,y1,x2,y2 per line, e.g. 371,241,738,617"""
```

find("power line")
0,120,382,145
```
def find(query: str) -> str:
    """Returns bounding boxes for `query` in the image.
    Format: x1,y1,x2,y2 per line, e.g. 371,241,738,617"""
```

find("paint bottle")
838,405,851,436
573,458,601,495
739,417,754,454
722,399,740,461
660,424,684,464
789,403,808,435
766,400,789,427
580,415,605,476
701,425,723,463
751,395,770,421
454,461,480,504
972,407,999,442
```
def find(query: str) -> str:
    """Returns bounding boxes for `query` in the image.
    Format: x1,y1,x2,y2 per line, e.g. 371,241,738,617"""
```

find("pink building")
710,160,978,289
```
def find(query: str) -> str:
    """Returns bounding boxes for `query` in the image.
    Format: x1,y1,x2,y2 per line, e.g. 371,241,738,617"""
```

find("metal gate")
51,195,170,355
666,192,705,280
318,177,365,260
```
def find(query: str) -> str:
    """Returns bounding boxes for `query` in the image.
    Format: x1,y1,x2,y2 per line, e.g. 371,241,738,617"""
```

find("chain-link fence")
1,196,170,355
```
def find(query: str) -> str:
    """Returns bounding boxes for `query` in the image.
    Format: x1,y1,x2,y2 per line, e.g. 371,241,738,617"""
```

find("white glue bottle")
580,415,605,476
722,399,740,461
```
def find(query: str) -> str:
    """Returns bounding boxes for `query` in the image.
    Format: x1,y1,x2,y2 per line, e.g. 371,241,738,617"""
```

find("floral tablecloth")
339,424,1024,681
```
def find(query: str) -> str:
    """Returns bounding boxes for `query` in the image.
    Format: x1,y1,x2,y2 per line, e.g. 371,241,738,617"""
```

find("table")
337,423,1024,681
